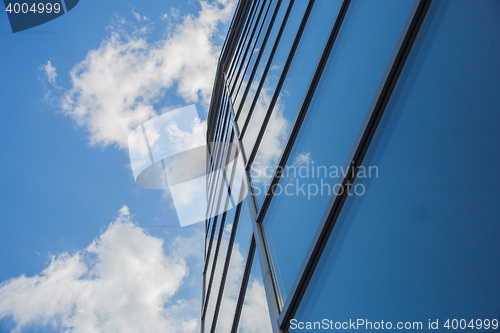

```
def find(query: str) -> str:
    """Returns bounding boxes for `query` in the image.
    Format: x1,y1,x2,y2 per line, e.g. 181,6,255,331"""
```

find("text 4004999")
5,2,61,14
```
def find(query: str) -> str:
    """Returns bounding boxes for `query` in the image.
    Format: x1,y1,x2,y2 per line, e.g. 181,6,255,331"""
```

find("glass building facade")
203,0,500,332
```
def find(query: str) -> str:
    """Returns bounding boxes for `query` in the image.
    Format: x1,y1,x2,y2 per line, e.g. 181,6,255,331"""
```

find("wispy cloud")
42,61,57,86
0,206,202,333
47,0,236,150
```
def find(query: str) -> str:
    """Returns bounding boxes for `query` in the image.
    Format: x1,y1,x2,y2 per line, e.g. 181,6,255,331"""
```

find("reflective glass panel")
205,216,214,258
292,0,500,330
204,183,228,296
236,0,291,131
232,0,278,111
236,250,273,333
229,0,268,91
204,199,238,333
213,192,254,332
241,0,310,155
250,0,344,207
227,0,262,83
262,0,414,302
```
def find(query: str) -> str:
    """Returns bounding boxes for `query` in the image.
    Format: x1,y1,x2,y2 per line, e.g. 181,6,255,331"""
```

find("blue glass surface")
242,0,310,155
211,101,232,177
237,249,273,333
229,0,269,92
291,0,500,330
204,200,238,332
207,145,228,220
214,193,255,332
227,0,263,84
232,0,279,112
209,93,230,187
262,0,415,303
206,130,236,295
236,0,291,131
204,184,227,295
250,0,344,208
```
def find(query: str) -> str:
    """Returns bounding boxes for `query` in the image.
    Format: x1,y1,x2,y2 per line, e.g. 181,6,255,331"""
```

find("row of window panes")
212,189,254,332
291,0,500,329
261,0,415,304
203,196,239,332
205,127,243,298
249,0,344,207
241,0,310,154
207,95,233,212
229,0,273,102
226,0,263,87
236,0,292,131
227,0,267,91
207,89,230,195
232,0,280,121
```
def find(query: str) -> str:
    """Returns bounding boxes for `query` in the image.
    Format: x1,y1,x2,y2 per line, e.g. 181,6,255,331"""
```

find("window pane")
292,0,500,330
205,216,214,259
232,0,279,112
250,0,344,208
241,0,310,155
228,0,265,89
262,0,414,303
204,199,238,332
214,193,254,332
229,0,269,93
204,185,228,296
226,0,262,82
237,249,273,333
236,0,291,131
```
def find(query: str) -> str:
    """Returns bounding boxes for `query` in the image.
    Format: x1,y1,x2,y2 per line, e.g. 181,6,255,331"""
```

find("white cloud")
0,206,202,333
42,61,58,86
54,0,236,149
132,10,148,22
292,152,312,167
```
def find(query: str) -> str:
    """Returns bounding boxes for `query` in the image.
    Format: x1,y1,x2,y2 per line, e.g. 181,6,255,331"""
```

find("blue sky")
0,0,235,331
